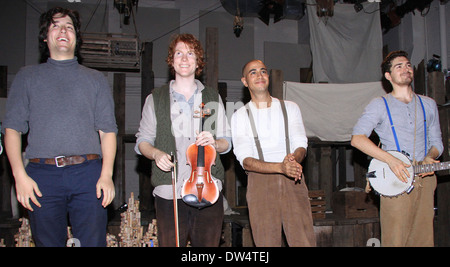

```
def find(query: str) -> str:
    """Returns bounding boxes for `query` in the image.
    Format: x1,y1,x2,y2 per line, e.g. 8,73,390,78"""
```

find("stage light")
113,0,138,25
316,0,334,18
233,15,244,37
258,0,285,25
427,54,442,73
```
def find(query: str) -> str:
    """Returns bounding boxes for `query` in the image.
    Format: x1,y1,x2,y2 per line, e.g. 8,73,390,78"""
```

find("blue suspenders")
418,96,427,154
381,95,427,154
382,96,401,152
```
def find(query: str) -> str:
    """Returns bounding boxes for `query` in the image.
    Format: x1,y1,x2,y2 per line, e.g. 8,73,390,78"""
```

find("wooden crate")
313,217,381,247
80,32,140,71
309,190,326,219
331,191,378,219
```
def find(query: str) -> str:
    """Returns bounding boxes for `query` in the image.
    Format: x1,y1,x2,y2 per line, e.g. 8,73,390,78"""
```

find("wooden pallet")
309,190,326,219
331,191,378,219
80,32,140,71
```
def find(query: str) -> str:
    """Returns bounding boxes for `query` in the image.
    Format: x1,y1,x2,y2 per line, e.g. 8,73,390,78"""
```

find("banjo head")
368,151,414,197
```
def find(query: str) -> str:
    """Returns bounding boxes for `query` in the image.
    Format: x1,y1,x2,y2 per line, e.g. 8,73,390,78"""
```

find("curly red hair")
166,33,205,77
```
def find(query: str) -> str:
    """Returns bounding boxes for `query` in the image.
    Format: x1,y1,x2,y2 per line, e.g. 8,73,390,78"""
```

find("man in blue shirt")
351,51,443,246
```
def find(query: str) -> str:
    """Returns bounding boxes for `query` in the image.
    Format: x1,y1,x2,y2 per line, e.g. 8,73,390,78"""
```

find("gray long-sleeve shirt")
352,93,443,161
2,57,117,159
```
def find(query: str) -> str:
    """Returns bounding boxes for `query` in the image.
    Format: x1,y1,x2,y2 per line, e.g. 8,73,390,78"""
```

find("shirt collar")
169,79,205,95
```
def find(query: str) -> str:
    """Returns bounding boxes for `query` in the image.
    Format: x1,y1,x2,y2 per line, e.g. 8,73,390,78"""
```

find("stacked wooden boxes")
80,33,140,71
309,190,327,219
331,190,378,219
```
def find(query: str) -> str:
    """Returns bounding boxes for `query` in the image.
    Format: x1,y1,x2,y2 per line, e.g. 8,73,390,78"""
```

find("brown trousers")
380,174,437,247
246,172,316,247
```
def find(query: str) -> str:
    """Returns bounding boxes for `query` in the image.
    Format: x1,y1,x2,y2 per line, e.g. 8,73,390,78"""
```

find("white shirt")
231,97,308,168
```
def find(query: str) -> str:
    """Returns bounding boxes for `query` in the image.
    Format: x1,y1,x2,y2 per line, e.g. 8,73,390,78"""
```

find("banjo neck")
414,161,450,174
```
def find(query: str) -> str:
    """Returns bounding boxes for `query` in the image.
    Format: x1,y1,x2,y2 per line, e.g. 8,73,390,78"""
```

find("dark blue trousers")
26,158,107,247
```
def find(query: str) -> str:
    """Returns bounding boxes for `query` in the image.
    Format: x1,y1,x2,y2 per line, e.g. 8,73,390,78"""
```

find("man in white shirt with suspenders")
231,60,316,247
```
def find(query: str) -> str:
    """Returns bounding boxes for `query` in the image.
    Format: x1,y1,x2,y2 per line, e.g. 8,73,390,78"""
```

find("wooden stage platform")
221,207,380,247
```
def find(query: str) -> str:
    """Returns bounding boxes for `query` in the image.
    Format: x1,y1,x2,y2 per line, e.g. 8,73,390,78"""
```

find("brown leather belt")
29,154,100,167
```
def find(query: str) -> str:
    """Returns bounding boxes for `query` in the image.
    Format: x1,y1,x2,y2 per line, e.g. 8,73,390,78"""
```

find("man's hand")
153,150,174,172
5,128,42,211
386,155,411,183
418,156,439,178
195,131,215,147
352,134,412,183
15,173,42,211
281,153,302,181
96,175,115,208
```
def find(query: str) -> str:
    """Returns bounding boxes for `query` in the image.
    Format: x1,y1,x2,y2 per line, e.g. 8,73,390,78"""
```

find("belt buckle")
55,156,66,167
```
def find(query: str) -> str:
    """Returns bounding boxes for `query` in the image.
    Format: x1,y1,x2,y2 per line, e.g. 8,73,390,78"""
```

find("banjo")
367,150,450,197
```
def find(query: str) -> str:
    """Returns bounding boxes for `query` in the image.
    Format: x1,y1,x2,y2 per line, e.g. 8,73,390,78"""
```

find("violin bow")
170,152,180,247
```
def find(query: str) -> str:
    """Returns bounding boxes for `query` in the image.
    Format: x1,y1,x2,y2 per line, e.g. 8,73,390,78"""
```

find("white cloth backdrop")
307,1,383,83
284,81,386,142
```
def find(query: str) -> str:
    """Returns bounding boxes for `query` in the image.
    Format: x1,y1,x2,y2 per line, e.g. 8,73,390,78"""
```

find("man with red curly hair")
135,33,231,246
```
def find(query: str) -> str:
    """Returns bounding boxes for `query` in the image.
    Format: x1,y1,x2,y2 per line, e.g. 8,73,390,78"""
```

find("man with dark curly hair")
2,7,117,247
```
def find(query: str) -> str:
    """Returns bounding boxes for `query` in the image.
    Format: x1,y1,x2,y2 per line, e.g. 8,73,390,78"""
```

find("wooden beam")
338,146,346,189
0,153,12,217
319,146,332,211
139,42,155,213
270,69,283,99
205,27,219,90
414,60,425,96
0,66,6,98
428,71,445,105
305,147,319,190
437,105,450,246
217,82,237,208
141,42,154,109
113,73,126,209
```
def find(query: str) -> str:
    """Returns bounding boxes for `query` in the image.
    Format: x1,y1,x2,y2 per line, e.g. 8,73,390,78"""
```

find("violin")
182,103,219,208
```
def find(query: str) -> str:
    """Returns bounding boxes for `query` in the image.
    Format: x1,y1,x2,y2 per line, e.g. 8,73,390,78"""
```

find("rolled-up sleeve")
286,101,308,151
2,68,31,135
95,73,118,134
231,107,255,168
135,94,157,155
427,99,444,157
214,95,232,154
352,97,384,137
